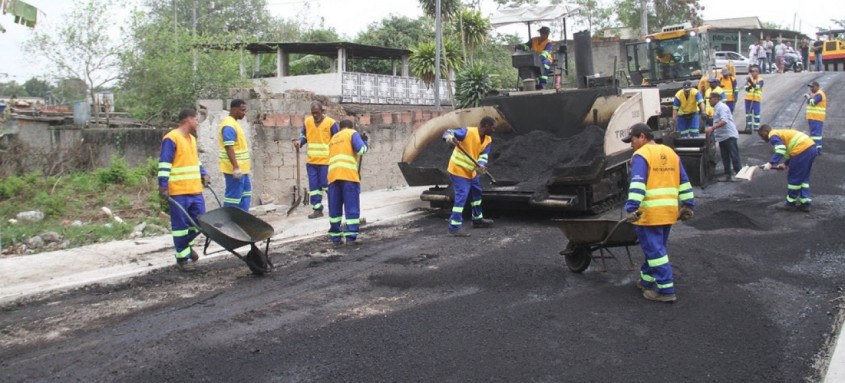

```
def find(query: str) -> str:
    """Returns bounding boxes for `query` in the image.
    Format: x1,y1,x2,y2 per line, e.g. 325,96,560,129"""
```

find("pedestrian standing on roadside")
744,65,764,132
805,81,827,155
218,99,252,211
720,64,738,112
757,125,818,212
800,39,810,72
757,39,769,74
812,36,824,71
326,119,368,245
622,123,694,303
442,116,496,237
705,92,741,181
159,108,210,272
774,39,786,73
764,36,774,73
749,42,759,67
293,101,339,218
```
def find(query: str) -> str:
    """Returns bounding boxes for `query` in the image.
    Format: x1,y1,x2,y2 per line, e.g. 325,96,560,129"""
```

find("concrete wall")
255,74,342,99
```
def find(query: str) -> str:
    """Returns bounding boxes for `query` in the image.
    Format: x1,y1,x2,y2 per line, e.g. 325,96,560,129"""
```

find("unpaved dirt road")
2,72,845,382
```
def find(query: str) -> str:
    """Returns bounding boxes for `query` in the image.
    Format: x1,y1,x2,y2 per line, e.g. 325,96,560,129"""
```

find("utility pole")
640,0,648,36
434,0,442,111
192,0,198,75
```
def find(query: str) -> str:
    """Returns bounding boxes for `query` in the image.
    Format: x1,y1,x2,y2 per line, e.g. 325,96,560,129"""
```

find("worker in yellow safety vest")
758,125,818,213
525,26,554,89
159,108,210,272
326,119,368,245
622,123,695,303
720,63,738,112
218,99,252,211
704,77,725,126
293,101,340,218
804,81,826,154
672,81,706,138
743,65,764,133
442,116,496,237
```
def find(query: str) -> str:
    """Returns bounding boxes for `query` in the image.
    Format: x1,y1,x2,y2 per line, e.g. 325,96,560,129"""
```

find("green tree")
26,0,128,118
53,78,88,104
353,15,433,75
615,0,704,34
832,19,845,29
145,0,275,38
409,39,463,86
455,62,494,108
0,81,27,97
23,78,52,98
418,0,462,20
454,8,491,62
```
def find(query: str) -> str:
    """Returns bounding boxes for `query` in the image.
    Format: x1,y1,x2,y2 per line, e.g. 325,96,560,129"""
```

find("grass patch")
0,157,168,255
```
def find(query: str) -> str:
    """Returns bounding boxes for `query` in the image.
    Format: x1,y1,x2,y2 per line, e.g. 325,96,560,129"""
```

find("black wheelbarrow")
554,218,639,273
169,188,274,275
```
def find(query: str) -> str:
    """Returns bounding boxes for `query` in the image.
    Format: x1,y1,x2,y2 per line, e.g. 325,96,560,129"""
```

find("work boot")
636,280,654,292
190,249,199,262
723,174,733,182
643,289,676,303
331,240,344,247
775,203,798,212
308,210,323,219
798,204,811,213
176,261,197,272
447,229,471,237
346,238,361,246
472,219,494,228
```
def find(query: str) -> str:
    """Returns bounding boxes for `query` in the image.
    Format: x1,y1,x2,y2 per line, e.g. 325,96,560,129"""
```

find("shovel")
453,141,517,186
735,163,785,181
286,145,303,216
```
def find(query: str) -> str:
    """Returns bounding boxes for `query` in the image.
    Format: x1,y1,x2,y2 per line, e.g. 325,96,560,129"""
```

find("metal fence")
341,72,452,105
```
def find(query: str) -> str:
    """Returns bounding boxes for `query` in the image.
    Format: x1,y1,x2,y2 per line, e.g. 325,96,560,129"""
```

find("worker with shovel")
327,119,368,245
159,109,210,272
442,116,496,237
805,81,826,155
293,101,339,219
757,125,818,212
622,123,695,303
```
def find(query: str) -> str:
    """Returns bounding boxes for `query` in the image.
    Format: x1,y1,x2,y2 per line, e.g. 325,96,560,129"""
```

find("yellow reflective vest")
218,115,251,175
720,75,736,102
530,37,553,62
447,127,492,180
806,90,826,122
674,88,702,115
745,77,763,102
304,116,336,165
631,144,683,226
769,129,815,160
328,128,364,183
705,86,725,117
161,129,203,196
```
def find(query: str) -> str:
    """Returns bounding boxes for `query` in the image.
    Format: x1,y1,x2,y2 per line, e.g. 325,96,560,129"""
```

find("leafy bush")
0,175,28,199
34,191,66,217
455,63,495,109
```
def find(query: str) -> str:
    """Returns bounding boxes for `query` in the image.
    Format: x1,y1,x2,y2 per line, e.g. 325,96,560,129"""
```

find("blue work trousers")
223,173,251,211
785,146,817,206
307,164,328,211
744,100,761,131
168,194,205,261
328,181,361,243
676,113,700,138
635,225,675,294
725,101,736,113
808,120,823,153
449,175,484,232
538,56,553,89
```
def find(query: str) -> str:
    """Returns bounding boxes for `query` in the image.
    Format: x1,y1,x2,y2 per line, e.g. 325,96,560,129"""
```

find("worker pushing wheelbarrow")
169,187,275,275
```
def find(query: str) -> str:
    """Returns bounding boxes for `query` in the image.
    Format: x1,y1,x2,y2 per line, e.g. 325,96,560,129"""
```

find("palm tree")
409,39,463,86
455,8,491,62
418,0,461,20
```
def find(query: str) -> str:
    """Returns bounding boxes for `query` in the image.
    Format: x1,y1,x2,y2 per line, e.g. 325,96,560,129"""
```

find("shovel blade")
735,165,756,180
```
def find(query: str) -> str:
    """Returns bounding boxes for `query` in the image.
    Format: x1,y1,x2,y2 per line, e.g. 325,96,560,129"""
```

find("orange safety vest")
530,37,554,62
704,86,725,117
631,144,684,226
769,129,815,159
720,75,736,102
745,76,763,102
217,115,251,174
328,128,364,183
161,129,203,196
806,90,826,122
447,127,492,180
304,116,336,165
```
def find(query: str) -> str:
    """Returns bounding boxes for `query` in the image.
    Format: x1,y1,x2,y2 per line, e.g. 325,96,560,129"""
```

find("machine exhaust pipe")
529,197,574,209
573,30,594,89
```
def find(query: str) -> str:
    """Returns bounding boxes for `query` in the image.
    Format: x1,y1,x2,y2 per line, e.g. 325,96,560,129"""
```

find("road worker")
218,99,252,211
159,109,210,272
758,125,818,213
672,80,705,138
293,101,339,218
805,81,826,155
703,77,725,126
720,63,738,112
442,116,496,237
327,119,368,245
622,123,695,303
744,65,765,133
526,26,554,89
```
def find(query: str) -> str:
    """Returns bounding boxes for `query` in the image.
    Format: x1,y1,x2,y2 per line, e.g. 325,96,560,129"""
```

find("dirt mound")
688,210,767,231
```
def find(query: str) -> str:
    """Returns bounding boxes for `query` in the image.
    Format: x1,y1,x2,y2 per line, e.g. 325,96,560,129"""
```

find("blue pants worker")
745,100,761,131
307,164,328,212
169,194,205,262
328,181,361,243
539,56,552,89
785,146,817,207
808,120,823,154
448,175,484,232
726,101,735,113
676,113,700,138
223,173,251,211
635,225,675,295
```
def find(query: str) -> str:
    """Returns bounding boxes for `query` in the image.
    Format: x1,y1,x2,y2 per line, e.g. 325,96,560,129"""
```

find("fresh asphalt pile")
2,72,845,382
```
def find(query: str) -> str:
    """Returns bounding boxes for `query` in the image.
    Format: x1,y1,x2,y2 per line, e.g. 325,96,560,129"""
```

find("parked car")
714,51,750,74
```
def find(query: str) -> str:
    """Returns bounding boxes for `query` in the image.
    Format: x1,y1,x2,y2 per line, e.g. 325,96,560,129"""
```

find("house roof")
206,42,411,59
704,17,763,30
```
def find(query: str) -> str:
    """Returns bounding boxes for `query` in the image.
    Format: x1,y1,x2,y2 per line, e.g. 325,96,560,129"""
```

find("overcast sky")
0,0,839,82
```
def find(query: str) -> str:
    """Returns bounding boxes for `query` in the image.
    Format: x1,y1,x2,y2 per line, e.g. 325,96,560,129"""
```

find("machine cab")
626,23,713,85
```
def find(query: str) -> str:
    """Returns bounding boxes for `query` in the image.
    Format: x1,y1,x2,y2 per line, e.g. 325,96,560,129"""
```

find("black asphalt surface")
2,72,845,382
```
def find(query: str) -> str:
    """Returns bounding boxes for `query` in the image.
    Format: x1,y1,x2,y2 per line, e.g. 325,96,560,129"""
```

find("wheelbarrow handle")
205,185,223,208
167,196,202,231
599,218,631,246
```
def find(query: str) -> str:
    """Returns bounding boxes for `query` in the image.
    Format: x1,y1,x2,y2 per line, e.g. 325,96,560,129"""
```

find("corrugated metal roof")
203,42,410,59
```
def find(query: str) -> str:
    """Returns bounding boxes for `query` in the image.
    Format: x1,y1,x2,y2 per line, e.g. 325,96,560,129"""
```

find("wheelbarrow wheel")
246,245,270,276
564,245,592,273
